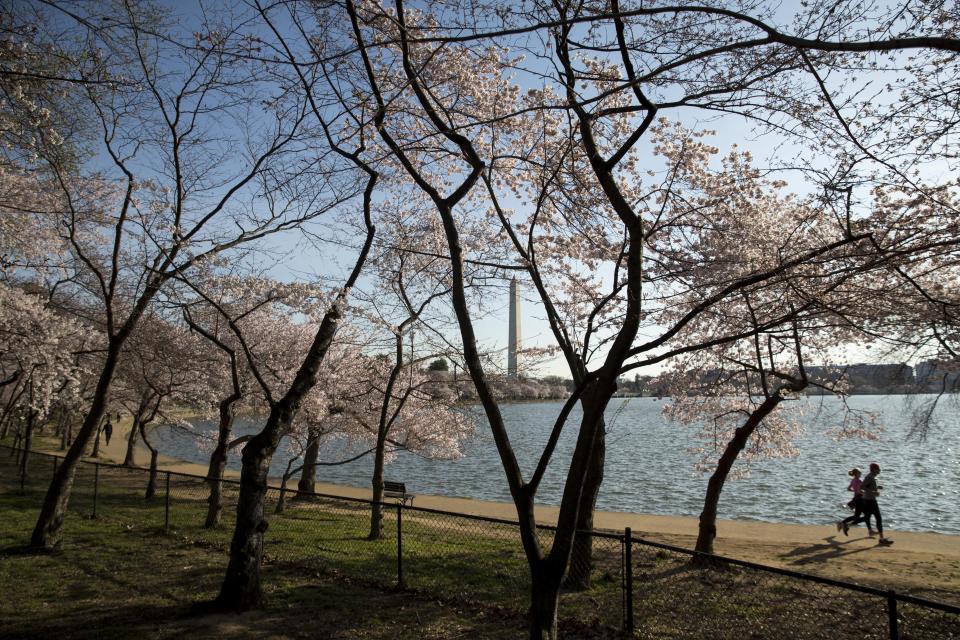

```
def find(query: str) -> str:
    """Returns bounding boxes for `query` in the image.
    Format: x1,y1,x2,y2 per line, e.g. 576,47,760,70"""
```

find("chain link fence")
2,445,957,638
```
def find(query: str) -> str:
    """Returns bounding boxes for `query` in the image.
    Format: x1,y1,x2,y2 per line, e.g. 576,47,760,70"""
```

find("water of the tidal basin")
153,394,960,535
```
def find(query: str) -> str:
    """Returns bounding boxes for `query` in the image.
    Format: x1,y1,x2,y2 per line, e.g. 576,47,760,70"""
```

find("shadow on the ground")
779,534,884,566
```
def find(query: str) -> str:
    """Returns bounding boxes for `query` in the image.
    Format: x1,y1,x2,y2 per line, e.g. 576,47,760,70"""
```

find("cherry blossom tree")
336,2,960,635
113,313,216,498
16,0,355,552
0,284,89,462
346,204,475,539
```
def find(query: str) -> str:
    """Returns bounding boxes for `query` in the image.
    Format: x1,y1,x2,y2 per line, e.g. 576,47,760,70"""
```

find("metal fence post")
888,591,899,640
92,463,99,519
164,471,171,532
396,501,404,589
624,527,634,633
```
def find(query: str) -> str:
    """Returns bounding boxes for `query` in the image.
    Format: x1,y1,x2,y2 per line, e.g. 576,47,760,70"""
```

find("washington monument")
508,277,521,378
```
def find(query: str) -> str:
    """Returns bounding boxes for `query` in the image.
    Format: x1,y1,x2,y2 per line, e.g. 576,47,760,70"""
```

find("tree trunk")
368,445,385,540
205,394,238,528
694,393,788,555
141,421,159,500
528,561,564,640
19,409,36,483
56,412,70,451
124,408,144,467
296,427,321,495
53,412,66,444
276,472,292,514
215,419,283,610
205,445,227,527
0,378,26,441
214,298,353,610
92,421,103,458
31,345,119,550
29,269,161,551
145,448,159,500
12,426,23,457
208,119,373,610
565,421,604,590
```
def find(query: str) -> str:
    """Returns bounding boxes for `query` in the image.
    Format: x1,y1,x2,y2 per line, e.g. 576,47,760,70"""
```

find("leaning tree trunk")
31,344,120,550
210,123,374,609
695,393,788,555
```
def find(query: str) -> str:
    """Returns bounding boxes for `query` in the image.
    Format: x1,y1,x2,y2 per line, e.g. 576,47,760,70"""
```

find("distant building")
915,359,960,392
807,363,915,394
848,363,914,391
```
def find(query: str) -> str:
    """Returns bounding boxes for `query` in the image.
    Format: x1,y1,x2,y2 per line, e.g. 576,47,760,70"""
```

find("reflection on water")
152,394,960,534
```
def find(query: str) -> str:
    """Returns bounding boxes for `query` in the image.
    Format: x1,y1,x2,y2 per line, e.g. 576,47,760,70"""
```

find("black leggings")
842,496,868,528
850,499,883,536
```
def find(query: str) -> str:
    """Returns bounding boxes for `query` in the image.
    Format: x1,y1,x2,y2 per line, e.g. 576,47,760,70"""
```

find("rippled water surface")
153,394,960,534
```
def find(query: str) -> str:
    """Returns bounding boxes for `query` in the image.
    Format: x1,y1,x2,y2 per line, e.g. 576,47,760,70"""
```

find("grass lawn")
0,488,554,639
2,448,957,639
1,452,624,639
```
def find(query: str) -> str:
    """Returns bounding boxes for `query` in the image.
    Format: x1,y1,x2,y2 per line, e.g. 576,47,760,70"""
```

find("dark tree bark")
56,412,71,451
19,407,37,483
529,559,566,640
564,420,604,590
202,395,242,528
368,326,411,540
59,416,70,451
275,458,302,514
296,427,321,496
0,378,27,441
124,391,153,467
212,156,377,609
215,290,359,611
695,382,805,555
91,416,105,458
368,442,386,539
139,419,160,500
215,422,279,610
31,340,124,550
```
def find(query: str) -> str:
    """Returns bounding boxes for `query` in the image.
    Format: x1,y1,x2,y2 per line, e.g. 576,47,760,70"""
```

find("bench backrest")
383,481,406,494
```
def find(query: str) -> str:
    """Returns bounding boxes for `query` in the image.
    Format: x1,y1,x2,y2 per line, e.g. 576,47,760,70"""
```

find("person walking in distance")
837,467,873,536
843,463,892,545
104,419,113,446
